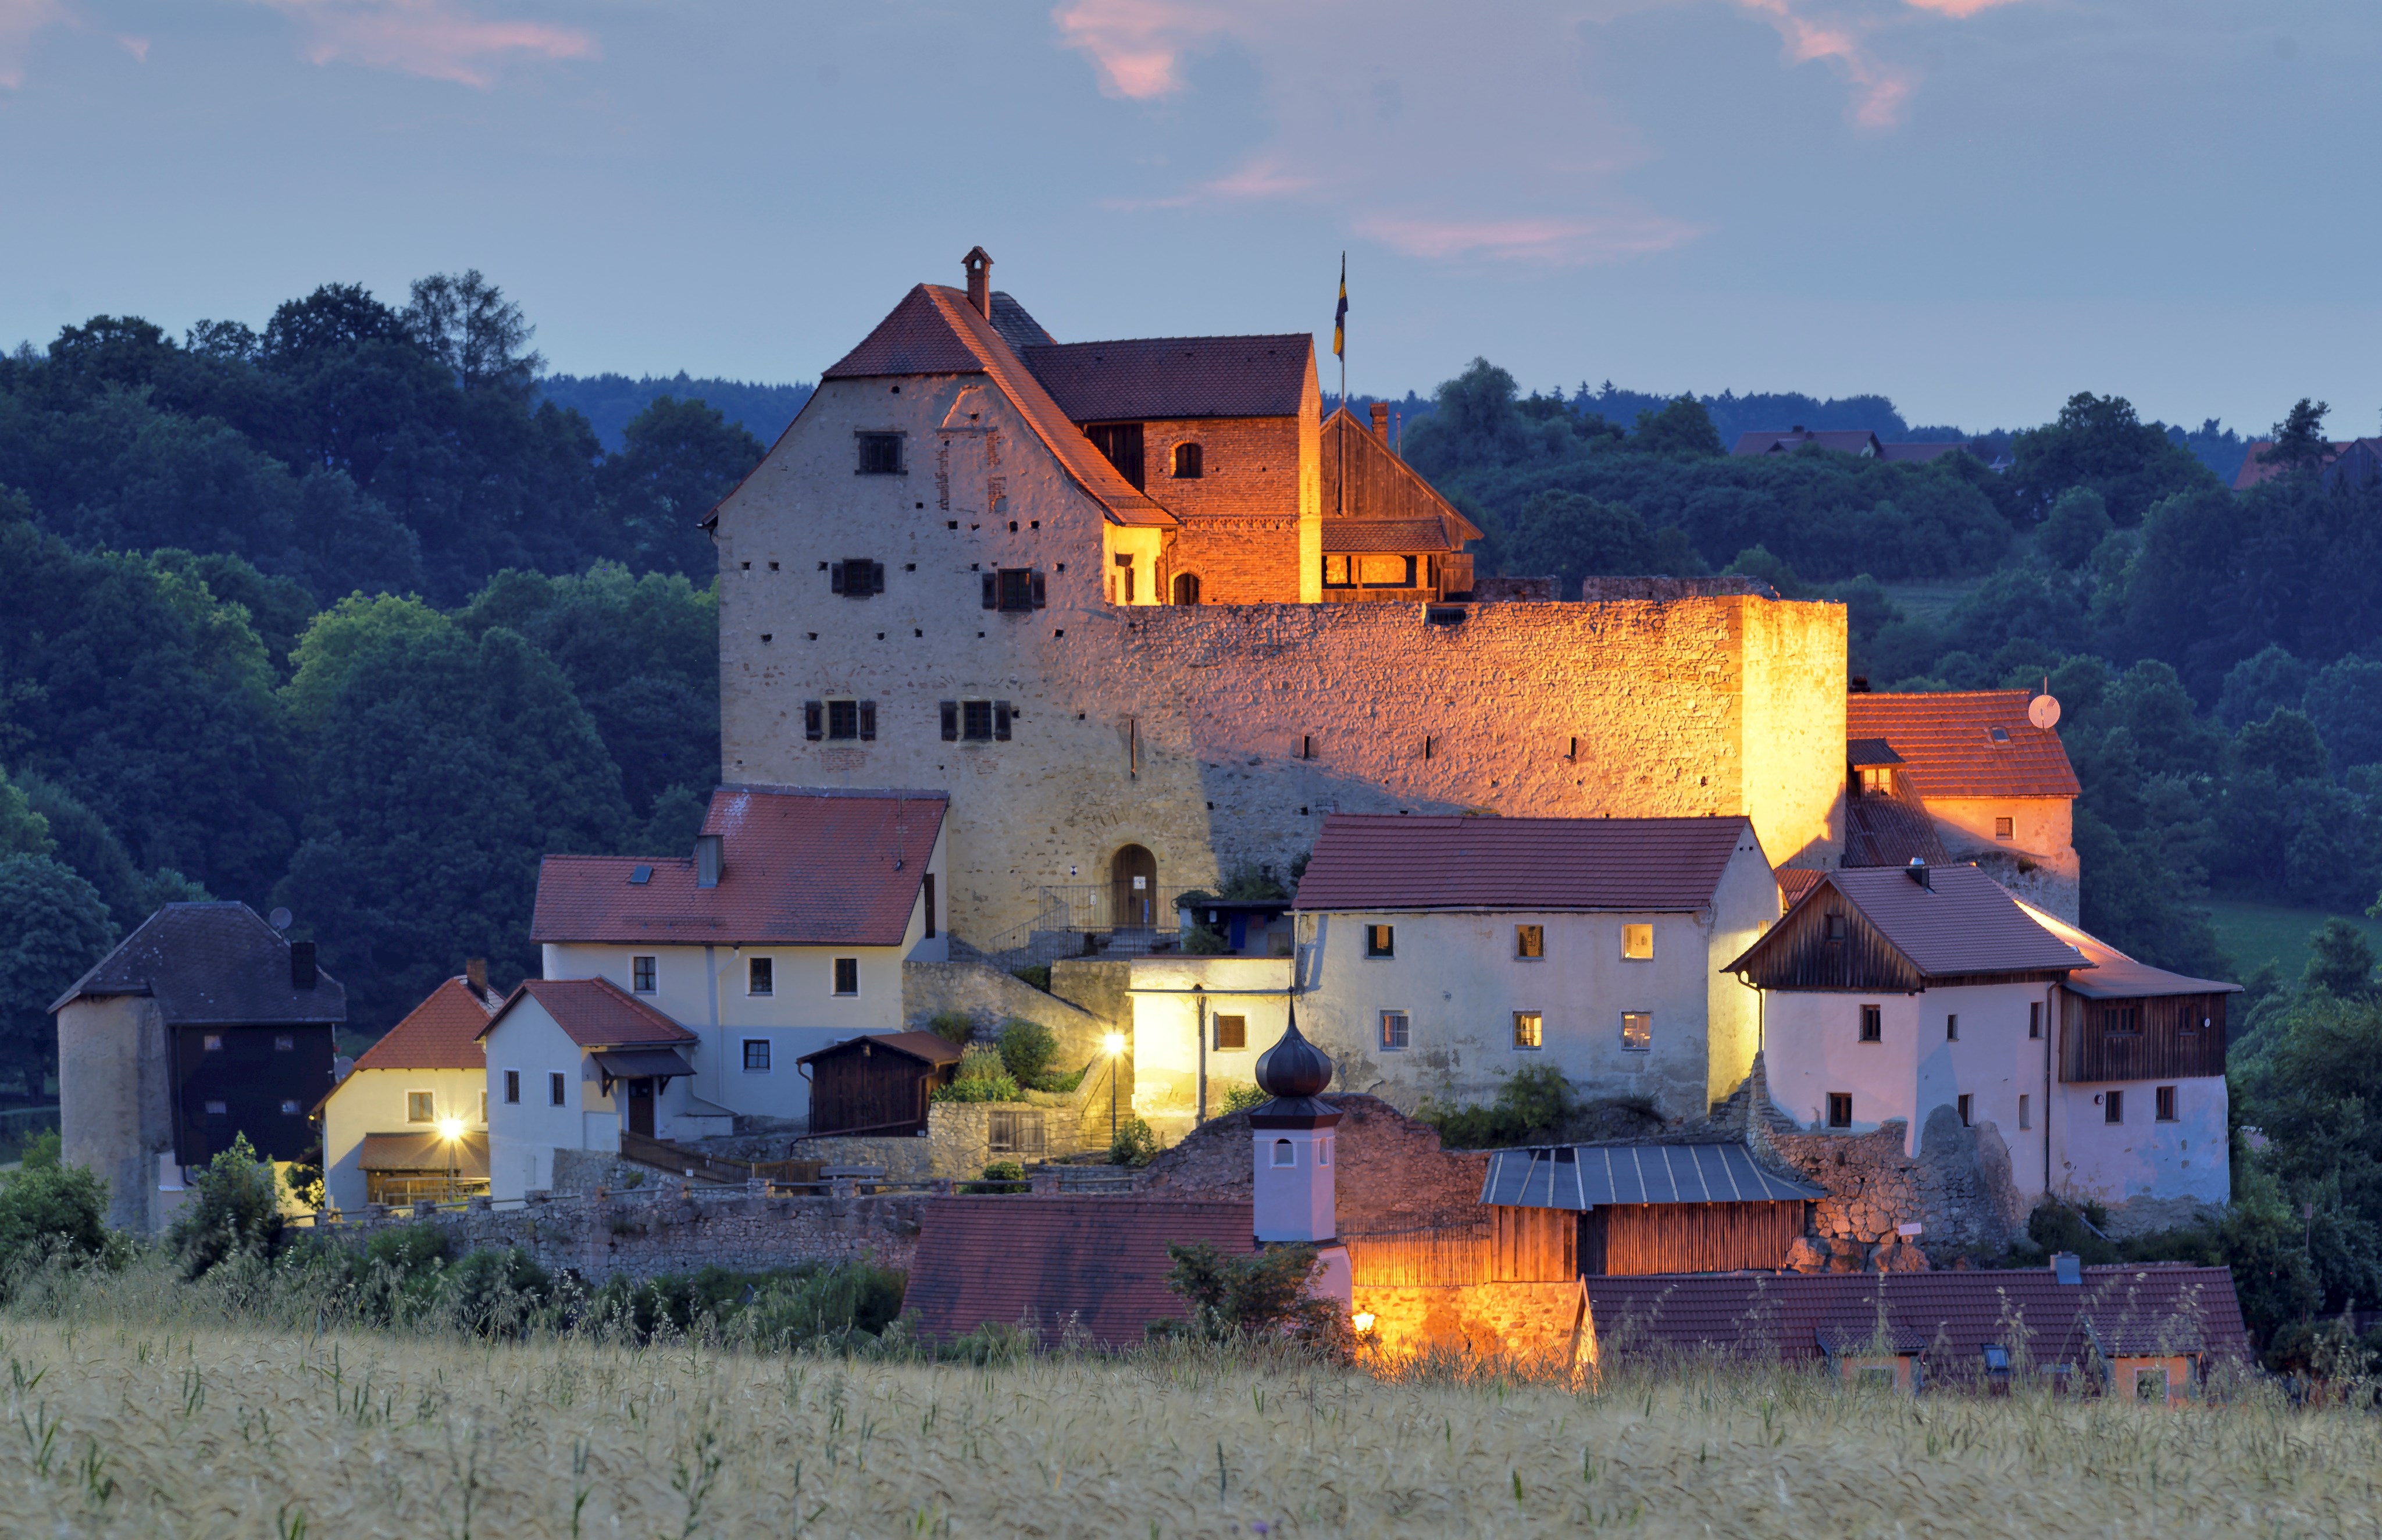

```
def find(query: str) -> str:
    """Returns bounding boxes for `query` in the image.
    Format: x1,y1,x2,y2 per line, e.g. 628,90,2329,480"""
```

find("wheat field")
1,1278,2378,1537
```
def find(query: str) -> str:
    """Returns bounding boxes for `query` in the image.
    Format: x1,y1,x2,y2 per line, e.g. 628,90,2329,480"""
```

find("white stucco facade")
482,993,708,1200
2050,1075,2228,1207
321,1066,488,1212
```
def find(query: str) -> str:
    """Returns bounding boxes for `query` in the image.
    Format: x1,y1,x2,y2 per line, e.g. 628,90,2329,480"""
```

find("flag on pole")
1332,253,1347,360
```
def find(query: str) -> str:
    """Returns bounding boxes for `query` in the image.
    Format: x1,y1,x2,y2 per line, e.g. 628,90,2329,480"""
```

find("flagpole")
1336,253,1346,525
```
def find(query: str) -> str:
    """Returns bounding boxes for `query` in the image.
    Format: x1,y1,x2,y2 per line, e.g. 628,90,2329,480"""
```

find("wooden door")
626,1078,656,1137
1111,844,1157,929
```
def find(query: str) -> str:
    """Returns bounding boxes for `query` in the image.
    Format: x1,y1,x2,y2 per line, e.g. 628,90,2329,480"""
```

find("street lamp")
1103,1031,1126,1142
437,1115,465,1202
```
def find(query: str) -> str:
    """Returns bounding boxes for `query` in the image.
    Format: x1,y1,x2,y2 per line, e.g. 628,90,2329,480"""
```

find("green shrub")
925,1010,975,1046
998,1019,1060,1085
1182,925,1228,954
441,1246,554,1335
0,1132,109,1269
934,1044,1022,1103
1010,964,1052,992
1420,1065,1576,1148
1156,1240,1345,1348
1218,1082,1269,1115
1109,1115,1158,1167
168,1133,287,1279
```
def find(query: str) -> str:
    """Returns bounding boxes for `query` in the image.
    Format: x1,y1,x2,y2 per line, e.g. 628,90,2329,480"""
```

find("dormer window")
1858,766,1893,794
1988,726,2011,743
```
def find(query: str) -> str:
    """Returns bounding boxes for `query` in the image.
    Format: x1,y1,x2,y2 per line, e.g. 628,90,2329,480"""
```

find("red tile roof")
1729,429,1881,458
1019,334,1314,422
1321,518,1463,553
1734,864,2089,979
352,976,497,1071
1586,1264,2248,1371
903,1197,1256,1346
1846,690,2081,800
1293,815,1760,914
816,285,1174,528
482,976,696,1049
532,786,944,948
1876,441,1973,464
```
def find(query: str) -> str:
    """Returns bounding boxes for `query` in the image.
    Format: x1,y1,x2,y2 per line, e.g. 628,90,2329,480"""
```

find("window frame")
1957,1093,1972,1127
832,958,860,997
1620,1011,1652,1053
2104,1089,2124,1125
1994,815,2015,840
1621,923,1654,961
406,1091,436,1124
854,432,905,475
748,956,775,997
827,698,861,740
632,955,657,994
1946,1013,1959,1042
2019,1092,2031,1130
1171,441,1203,479
2155,1085,2177,1122
1859,1003,1883,1043
1514,924,1544,960
1827,1092,1853,1129
549,1071,568,1108
1378,1010,1409,1051
1364,924,1395,959
743,1038,773,1074
504,1069,521,1105
1511,1011,1543,1051
1213,1014,1247,1051
2029,1001,2042,1040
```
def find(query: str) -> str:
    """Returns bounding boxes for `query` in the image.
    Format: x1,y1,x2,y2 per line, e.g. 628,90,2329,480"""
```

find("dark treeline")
537,373,813,453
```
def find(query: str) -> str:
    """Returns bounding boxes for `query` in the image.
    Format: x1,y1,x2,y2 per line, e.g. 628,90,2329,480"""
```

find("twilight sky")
0,0,2372,433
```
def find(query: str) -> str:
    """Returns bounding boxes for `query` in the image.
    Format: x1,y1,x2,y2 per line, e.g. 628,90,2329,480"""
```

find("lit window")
1957,1093,1972,1127
548,1072,568,1107
1622,924,1653,960
1621,1012,1652,1052
632,956,656,993
1357,554,1415,588
1860,1004,1882,1042
1365,924,1395,958
1859,766,1894,794
1827,1093,1852,1129
1994,816,2014,840
833,958,859,996
1513,1012,1543,1050
744,1039,772,1072
2155,1085,2177,1122
1214,1015,1246,1051
1322,555,1355,587
1379,1011,1409,1050
1515,925,1543,959
407,1092,434,1123
749,957,774,996
2105,1089,2124,1125
504,1070,520,1104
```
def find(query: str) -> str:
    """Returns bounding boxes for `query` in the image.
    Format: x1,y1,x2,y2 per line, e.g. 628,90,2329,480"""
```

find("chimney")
695,832,723,889
1370,402,1389,441
466,957,487,995
1850,676,1871,693
290,940,318,990
1906,857,1931,890
962,246,992,319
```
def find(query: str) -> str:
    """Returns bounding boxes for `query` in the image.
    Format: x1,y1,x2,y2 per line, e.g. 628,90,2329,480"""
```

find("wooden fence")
1581,1200,1803,1275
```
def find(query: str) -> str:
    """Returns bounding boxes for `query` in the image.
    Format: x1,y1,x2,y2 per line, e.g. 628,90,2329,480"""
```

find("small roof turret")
1250,999,1341,1128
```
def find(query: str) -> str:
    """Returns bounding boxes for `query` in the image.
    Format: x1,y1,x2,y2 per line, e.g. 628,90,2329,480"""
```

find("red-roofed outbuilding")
322,970,500,1211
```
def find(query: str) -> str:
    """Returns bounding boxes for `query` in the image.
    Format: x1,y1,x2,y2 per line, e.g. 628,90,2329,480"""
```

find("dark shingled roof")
1732,864,2089,979
1321,517,1464,553
51,903,345,1025
481,977,696,1050
1842,786,1951,869
533,786,944,948
1019,334,1313,422
1293,814,1760,914
2019,901,2243,1002
904,1196,1256,1346
795,1031,964,1069
1846,690,2081,800
1586,1264,2248,1371
986,291,1055,352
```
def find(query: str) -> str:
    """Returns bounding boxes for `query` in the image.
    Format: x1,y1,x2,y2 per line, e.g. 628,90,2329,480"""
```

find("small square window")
1621,1012,1652,1052
280,1099,301,1116
749,957,774,996
856,432,904,474
833,958,859,996
744,1039,772,1072
1214,1014,1246,1050
407,1092,435,1123
632,956,656,993
2155,1085,2177,1122
1859,1004,1882,1042
204,1100,227,1117
1824,912,1847,942
2133,1367,2170,1403
1365,924,1395,958
1946,1013,1959,1042
549,1071,568,1107
1513,1011,1543,1050
2105,1089,2124,1125
1622,924,1654,960
1514,924,1543,960
203,1034,224,1053
1994,816,2014,840
273,1034,294,1051
1957,1093,1972,1127
1379,1010,1409,1050
1827,1092,1853,1129
504,1070,521,1104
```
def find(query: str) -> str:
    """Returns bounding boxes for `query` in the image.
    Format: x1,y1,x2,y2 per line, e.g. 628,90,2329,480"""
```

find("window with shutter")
997,568,1035,611
827,700,859,740
804,701,823,740
994,701,1012,740
858,700,876,740
962,701,993,741
1031,570,1046,608
940,701,959,740
829,564,844,594
981,573,997,608
872,561,886,593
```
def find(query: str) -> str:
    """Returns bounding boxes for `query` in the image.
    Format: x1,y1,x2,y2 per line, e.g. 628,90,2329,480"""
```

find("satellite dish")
268,907,293,931
2027,695,2062,730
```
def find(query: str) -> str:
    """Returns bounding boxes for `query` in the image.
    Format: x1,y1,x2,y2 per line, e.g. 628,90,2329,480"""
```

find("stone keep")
1249,1007,1352,1310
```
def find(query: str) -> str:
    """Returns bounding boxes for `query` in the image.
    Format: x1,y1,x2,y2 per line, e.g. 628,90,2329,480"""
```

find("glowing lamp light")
437,1116,466,1142
1351,1313,1375,1333
1103,1031,1126,1057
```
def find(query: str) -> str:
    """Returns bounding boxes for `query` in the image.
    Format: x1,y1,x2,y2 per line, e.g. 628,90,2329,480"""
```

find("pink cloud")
1902,0,2027,14
1050,0,1226,100
1203,156,1315,199
0,0,70,88
1357,213,1704,267
251,0,596,88
1734,0,1917,129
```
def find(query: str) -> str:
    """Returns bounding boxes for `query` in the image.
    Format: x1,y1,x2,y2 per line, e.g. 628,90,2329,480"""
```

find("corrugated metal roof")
353,976,496,1071
1020,334,1313,422
903,1196,1256,1346
1846,691,2081,800
1585,1264,2246,1369
1481,1143,1823,1209
534,787,944,948
1843,787,1950,869
51,902,347,1025
1293,814,1759,914
482,977,696,1050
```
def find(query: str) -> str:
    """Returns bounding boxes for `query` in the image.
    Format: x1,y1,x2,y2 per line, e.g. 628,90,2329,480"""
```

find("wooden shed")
796,1032,962,1138
1480,1143,1823,1277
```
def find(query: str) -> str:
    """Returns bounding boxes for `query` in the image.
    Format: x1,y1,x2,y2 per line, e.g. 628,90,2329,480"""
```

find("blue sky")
1,1,2373,433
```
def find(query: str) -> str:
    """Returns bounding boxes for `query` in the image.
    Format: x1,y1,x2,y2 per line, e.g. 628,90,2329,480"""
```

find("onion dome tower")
1247,1001,1353,1307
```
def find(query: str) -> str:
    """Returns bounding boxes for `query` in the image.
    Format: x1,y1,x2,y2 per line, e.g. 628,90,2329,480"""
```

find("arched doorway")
1111,844,1158,929
1172,573,1201,605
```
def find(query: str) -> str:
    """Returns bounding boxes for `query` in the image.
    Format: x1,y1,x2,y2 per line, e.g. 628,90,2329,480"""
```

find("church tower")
1249,1001,1353,1309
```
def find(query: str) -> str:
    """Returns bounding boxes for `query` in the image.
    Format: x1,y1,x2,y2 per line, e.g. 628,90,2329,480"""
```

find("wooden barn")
796,1032,962,1138
1480,1143,1823,1276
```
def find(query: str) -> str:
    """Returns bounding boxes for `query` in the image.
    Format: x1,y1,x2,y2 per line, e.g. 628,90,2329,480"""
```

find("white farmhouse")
1282,813,1780,1122
529,785,947,1132
480,977,704,1199
1729,861,2232,1215
319,969,498,1211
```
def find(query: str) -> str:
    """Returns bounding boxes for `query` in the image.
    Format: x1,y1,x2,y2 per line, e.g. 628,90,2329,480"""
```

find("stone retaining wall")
1354,1280,1589,1374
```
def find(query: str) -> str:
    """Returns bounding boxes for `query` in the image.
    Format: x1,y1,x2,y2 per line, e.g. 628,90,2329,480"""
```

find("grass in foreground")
0,1265,2379,1537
